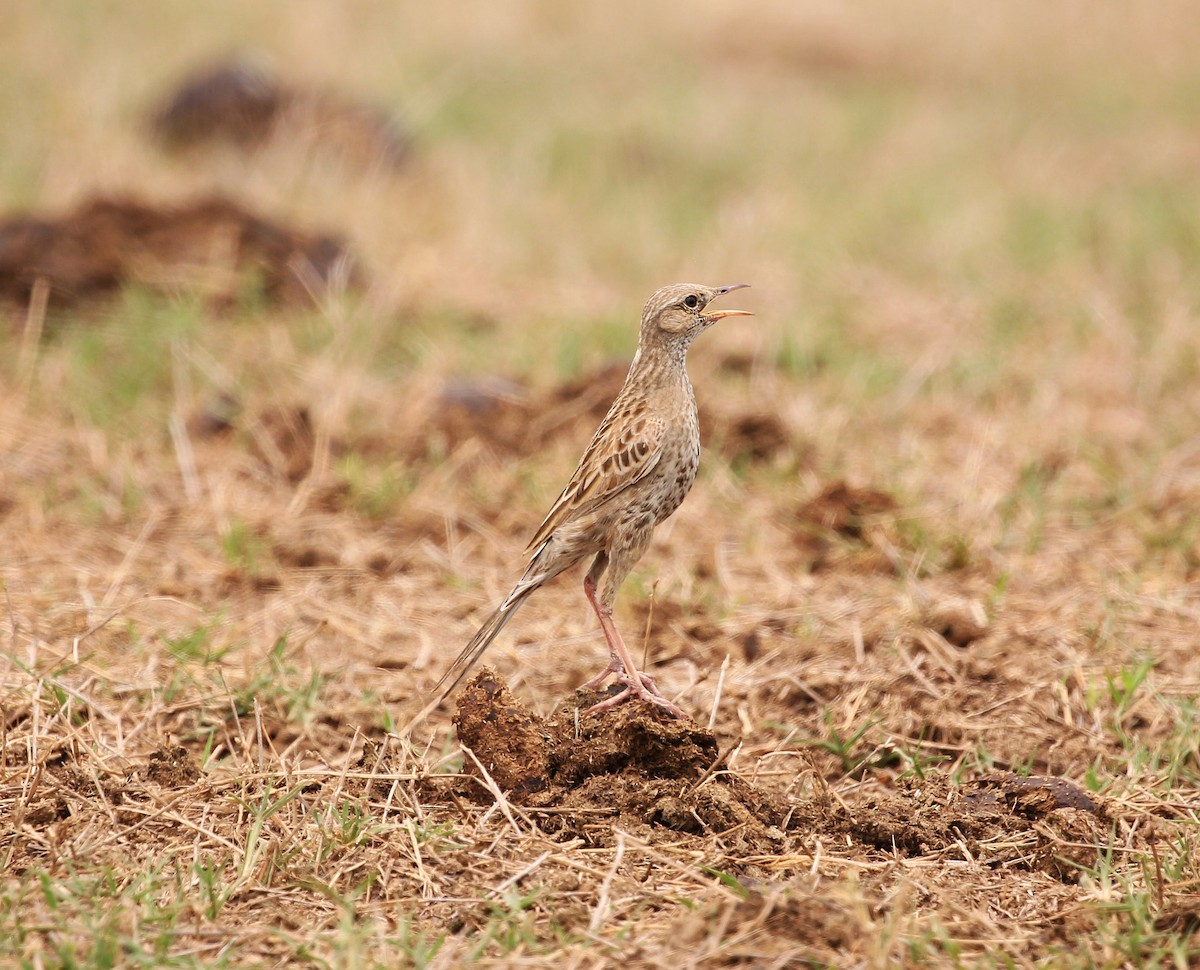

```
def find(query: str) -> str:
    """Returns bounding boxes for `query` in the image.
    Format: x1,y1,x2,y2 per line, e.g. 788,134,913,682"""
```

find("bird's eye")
683,294,700,309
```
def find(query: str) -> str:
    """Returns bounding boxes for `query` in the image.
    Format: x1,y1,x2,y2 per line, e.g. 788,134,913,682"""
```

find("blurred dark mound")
148,57,412,171
0,195,360,312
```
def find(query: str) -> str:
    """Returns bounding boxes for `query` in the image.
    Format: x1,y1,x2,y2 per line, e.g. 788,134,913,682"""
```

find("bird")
433,282,752,718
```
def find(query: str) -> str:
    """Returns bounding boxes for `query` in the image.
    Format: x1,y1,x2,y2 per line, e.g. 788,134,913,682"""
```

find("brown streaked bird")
433,282,752,718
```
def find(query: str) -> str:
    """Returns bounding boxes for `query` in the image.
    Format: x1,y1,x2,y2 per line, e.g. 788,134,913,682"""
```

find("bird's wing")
525,400,667,552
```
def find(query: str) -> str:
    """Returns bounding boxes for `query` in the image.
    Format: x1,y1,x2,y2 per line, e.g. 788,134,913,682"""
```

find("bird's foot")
580,663,661,693
582,672,685,719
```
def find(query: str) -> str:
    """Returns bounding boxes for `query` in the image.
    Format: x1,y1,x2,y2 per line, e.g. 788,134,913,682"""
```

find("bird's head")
639,283,752,350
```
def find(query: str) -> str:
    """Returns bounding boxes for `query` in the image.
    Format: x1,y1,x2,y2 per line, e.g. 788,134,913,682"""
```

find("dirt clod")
922,596,989,648
428,378,534,455
145,745,201,787
453,670,551,797
713,410,794,462
0,195,358,312
543,688,719,784
964,772,1104,817
796,480,898,538
148,58,412,171
453,668,786,845
787,772,1110,884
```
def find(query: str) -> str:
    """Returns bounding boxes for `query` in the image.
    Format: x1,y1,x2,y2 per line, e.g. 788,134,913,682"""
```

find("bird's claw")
582,670,685,719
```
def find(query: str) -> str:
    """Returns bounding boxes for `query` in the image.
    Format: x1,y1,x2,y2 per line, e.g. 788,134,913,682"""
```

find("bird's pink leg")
580,576,684,718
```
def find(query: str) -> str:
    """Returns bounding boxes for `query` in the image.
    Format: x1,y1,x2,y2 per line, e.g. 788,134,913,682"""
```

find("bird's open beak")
701,283,753,322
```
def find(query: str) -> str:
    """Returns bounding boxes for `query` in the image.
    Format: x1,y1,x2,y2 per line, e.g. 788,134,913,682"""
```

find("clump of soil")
450,668,787,848
796,480,899,538
712,410,795,462
791,771,1108,883
451,669,556,798
0,194,359,312
144,744,202,787
453,668,720,794
921,595,990,647
425,378,536,456
793,479,904,572
148,57,411,171
444,669,1116,877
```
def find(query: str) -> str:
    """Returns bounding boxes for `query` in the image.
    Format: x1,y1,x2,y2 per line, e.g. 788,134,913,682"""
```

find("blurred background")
7,0,1198,342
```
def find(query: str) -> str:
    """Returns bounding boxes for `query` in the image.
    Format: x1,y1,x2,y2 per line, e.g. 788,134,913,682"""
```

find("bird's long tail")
432,582,538,702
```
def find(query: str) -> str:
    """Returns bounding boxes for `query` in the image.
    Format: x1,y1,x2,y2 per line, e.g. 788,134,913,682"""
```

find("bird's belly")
628,443,699,528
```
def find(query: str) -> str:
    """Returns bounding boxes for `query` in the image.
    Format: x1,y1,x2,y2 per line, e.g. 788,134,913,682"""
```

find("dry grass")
3,2,1200,967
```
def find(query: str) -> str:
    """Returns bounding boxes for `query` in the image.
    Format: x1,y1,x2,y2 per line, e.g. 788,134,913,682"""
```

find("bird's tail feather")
433,584,537,701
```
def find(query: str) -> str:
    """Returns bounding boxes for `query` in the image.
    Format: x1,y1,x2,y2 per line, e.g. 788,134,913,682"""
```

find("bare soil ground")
2,2,1200,968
